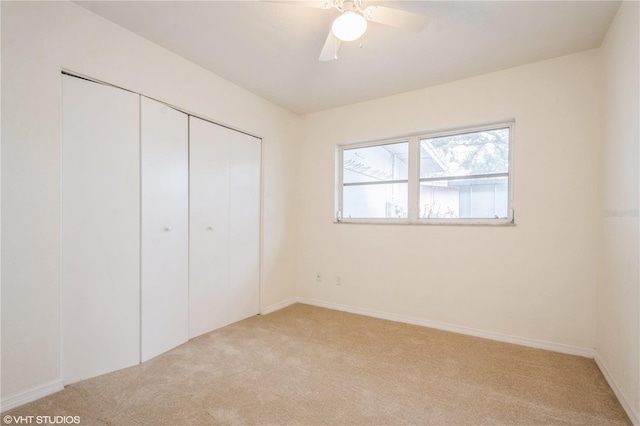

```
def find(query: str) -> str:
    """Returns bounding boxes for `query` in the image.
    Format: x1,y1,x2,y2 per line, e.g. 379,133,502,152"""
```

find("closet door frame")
61,72,263,377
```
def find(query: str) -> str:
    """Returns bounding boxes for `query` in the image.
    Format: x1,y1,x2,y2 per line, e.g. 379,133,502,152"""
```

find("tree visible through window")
420,127,510,219
337,123,513,224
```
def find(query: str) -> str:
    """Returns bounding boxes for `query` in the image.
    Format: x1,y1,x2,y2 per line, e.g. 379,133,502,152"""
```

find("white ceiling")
76,0,621,115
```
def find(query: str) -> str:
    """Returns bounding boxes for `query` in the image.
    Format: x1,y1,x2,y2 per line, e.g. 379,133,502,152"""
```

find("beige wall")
598,1,640,422
2,0,639,420
1,1,299,402
297,50,602,350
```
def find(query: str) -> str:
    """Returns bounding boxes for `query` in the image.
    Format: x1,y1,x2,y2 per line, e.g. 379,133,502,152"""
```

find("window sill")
334,218,516,226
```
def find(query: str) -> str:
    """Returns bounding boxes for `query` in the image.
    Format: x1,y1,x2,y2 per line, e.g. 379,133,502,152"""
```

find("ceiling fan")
269,0,429,61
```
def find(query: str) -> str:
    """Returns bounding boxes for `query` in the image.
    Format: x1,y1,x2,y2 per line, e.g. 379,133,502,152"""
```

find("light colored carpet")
3,303,631,425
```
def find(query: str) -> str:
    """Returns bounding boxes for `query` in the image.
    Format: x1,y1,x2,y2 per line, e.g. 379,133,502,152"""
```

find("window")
337,122,514,224
342,141,409,219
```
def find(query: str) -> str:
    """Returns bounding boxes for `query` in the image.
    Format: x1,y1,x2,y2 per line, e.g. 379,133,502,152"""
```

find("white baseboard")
260,297,298,315
297,297,594,358
1,380,64,413
594,351,640,425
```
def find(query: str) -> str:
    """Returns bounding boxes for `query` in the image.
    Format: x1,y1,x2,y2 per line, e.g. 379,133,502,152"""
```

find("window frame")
335,121,515,225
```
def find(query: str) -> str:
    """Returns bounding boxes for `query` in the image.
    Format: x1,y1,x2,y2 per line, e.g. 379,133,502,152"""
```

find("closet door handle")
206,225,213,231
163,226,172,232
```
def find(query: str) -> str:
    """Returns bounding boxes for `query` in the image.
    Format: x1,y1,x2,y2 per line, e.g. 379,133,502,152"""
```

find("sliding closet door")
189,117,261,338
189,117,230,338
141,96,189,361
228,131,261,323
61,75,140,384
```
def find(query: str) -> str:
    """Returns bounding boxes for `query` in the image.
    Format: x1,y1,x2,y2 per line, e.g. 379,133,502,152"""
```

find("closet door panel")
61,75,140,384
228,132,261,323
188,117,230,338
141,96,189,362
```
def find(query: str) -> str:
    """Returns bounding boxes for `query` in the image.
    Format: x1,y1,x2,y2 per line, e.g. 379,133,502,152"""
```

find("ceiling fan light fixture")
331,11,367,42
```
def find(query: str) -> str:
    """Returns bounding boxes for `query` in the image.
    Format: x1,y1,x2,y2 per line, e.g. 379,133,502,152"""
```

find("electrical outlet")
335,275,342,285
315,272,322,282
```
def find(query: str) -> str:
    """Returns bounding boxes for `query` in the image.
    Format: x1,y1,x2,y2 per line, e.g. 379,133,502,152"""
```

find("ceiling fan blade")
319,31,341,61
260,0,333,9
364,5,428,32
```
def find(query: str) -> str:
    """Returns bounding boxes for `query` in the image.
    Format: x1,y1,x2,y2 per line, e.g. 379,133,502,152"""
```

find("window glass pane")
338,124,512,223
344,142,408,184
343,183,408,219
420,176,508,219
420,128,509,179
